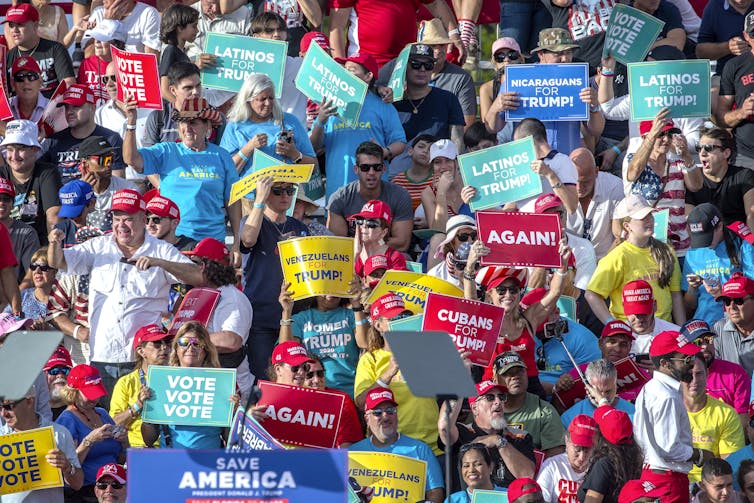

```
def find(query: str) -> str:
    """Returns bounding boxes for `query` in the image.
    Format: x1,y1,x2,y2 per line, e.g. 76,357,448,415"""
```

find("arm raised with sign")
626,108,672,183
122,97,145,173
522,240,572,328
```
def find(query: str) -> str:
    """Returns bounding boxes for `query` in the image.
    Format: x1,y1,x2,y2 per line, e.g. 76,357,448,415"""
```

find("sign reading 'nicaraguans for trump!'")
476,211,563,268
505,63,589,121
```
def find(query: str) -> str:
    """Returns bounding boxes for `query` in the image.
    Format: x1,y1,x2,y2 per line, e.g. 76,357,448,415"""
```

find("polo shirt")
713,317,754,375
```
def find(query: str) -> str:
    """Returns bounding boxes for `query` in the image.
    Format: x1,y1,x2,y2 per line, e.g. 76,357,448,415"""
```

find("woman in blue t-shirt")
445,443,506,503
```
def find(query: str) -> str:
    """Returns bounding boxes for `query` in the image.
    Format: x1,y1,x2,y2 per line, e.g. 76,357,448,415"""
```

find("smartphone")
543,318,569,339
280,130,292,143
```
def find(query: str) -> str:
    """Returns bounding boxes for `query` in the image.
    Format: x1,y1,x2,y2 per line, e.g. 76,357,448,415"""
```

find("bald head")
570,148,598,199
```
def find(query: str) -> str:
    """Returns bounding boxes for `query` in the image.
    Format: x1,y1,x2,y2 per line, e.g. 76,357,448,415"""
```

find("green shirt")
504,393,565,451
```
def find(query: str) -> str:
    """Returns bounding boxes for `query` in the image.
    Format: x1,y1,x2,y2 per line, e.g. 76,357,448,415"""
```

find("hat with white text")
58,180,94,218
365,386,397,410
687,203,722,248
110,189,146,214
622,280,654,316
648,330,700,357
96,463,127,484
271,341,314,367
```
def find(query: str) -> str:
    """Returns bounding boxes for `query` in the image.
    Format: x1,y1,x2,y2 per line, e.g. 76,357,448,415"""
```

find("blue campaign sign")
505,63,589,122
127,448,349,503
226,409,285,451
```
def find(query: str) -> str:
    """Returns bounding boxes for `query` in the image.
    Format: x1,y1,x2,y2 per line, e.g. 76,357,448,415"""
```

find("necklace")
72,403,100,427
408,96,426,114
18,40,40,59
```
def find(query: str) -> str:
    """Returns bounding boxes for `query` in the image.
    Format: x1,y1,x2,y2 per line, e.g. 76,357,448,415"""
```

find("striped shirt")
391,170,433,211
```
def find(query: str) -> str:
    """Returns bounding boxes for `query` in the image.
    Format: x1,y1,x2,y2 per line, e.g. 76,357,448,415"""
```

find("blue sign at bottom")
127,449,348,502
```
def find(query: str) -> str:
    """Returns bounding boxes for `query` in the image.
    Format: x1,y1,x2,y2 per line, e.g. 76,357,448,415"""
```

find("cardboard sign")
257,381,345,448
127,448,349,502
505,63,589,121
653,208,669,242
279,236,354,299
602,4,664,64
557,356,651,409
405,261,423,273
472,490,509,503
348,452,426,503
365,271,463,315
728,221,754,245
387,45,411,101
167,287,221,337
229,163,314,204
202,33,287,95
628,60,711,121
422,293,504,366
111,46,162,110
476,211,563,268
226,409,285,452
143,366,237,427
295,42,368,125
458,137,541,210
0,426,62,495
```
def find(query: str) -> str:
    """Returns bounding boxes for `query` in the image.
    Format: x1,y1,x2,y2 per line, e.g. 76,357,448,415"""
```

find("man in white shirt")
47,189,203,406
537,414,597,503
633,330,714,503
623,280,680,356
88,0,160,55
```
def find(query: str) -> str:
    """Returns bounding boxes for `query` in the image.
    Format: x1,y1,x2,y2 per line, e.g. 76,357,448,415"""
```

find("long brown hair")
169,322,221,368
618,216,676,288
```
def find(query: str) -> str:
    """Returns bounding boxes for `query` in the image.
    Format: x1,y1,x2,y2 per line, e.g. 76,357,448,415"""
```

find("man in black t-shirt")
3,4,75,98
686,127,754,228
632,0,688,54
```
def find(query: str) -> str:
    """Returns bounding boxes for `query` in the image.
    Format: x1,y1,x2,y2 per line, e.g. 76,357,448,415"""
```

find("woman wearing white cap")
422,139,472,234
480,37,525,133
427,214,477,284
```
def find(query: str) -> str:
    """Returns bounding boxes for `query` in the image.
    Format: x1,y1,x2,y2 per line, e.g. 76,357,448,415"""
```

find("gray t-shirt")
328,180,413,235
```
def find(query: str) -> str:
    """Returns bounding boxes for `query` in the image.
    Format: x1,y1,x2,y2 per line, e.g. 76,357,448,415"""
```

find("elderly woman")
220,74,316,177
122,96,241,253
9,247,56,329
55,364,127,502
480,37,525,134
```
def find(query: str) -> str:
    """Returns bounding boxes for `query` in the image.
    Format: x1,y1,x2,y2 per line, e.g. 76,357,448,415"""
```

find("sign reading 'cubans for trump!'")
476,211,563,268
279,236,354,300
458,136,540,210
0,426,62,495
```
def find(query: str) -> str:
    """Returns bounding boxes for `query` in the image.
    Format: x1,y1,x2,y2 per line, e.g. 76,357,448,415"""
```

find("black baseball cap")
79,136,114,158
687,203,722,248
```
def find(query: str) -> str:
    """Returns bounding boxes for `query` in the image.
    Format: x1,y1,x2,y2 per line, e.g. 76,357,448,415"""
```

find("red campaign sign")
167,287,221,337
556,357,651,410
257,381,345,448
0,46,10,121
476,211,562,268
111,46,162,110
728,221,754,245
421,292,504,367
39,80,69,137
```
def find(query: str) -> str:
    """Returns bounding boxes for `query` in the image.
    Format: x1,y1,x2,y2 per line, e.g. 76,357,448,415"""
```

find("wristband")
253,202,265,209
356,318,369,326
73,325,82,340
126,124,136,131
463,271,476,281
600,69,615,77
448,28,460,37
279,319,293,326
238,150,249,162
352,305,364,312
376,378,389,388
611,145,622,155
132,401,142,413
590,105,600,113
293,152,303,163
556,270,568,277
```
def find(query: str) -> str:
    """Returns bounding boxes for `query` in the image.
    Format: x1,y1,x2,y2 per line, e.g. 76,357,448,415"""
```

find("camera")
543,318,569,339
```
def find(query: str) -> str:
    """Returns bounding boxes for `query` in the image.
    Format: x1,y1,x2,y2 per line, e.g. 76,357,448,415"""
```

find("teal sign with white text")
388,45,411,101
602,4,664,64
628,60,711,121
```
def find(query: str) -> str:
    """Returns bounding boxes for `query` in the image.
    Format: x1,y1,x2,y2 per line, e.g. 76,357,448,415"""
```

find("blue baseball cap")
58,180,94,218
680,319,714,343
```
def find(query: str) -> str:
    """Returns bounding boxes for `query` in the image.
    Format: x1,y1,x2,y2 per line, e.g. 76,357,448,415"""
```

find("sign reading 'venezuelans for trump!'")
476,211,563,268
279,236,354,299
505,63,589,122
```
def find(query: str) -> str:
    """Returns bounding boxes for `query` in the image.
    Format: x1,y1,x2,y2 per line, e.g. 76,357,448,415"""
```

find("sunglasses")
668,356,695,366
456,231,478,242
0,398,25,411
30,263,52,272
100,74,117,84
354,217,382,229
13,72,40,82
306,370,325,379
270,186,296,196
723,296,753,307
286,363,308,373
147,339,171,348
47,366,70,376
409,60,434,71
147,216,164,225
480,392,507,402
88,154,114,167
494,50,520,62
95,481,125,490
176,336,204,349
369,407,397,417
495,285,520,296
391,312,412,321
358,163,384,172
695,144,724,153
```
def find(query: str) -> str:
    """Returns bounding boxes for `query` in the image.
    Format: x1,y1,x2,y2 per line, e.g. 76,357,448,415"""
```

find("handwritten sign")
366,271,463,314
229,163,314,204
387,45,411,101
628,60,711,121
476,211,563,268
505,63,589,121
458,137,540,210
111,46,162,110
602,4,664,64
143,366,237,427
348,452,426,503
167,287,221,337
279,236,354,299
0,426,62,495
226,409,285,452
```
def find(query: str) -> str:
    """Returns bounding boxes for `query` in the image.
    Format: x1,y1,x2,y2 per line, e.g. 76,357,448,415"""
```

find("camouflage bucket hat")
531,28,579,53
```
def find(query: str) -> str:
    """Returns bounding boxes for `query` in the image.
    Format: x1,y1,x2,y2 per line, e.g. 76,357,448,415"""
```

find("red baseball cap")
271,341,314,367
336,53,379,78
364,386,397,410
508,478,541,502
370,293,409,320
67,364,107,401
0,177,15,198
622,280,654,316
468,379,507,405
649,330,701,357
568,414,599,448
520,287,547,310
638,119,681,136
96,463,127,484
146,195,180,220
3,4,39,24
186,238,230,265
11,56,41,76
351,200,392,225
534,193,563,214
132,324,170,350
300,31,331,53
719,272,754,300
600,319,635,340
57,84,96,107
476,266,528,290
110,189,146,214
594,405,633,445
364,255,389,277
618,480,668,503
43,346,73,371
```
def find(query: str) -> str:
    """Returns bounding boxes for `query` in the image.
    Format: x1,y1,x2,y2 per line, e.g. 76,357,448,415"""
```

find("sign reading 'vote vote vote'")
110,46,162,110
143,366,237,427
602,4,664,64
0,426,62,496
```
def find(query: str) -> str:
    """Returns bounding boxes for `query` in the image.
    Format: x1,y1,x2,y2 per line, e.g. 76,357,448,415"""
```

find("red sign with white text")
111,46,162,110
421,293,504,366
39,80,69,137
556,356,651,409
476,211,562,268
167,287,221,337
257,381,345,448
727,221,754,245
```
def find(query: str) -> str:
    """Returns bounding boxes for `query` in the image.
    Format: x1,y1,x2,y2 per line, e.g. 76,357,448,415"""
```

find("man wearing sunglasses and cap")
713,273,754,375
7,56,47,124
94,463,127,503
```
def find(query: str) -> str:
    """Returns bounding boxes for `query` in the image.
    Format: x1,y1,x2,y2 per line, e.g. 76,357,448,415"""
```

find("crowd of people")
1,0,754,501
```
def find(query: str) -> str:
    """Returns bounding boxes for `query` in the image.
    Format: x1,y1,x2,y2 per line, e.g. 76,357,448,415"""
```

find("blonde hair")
59,385,80,405
30,247,48,264
169,322,221,368
227,74,283,125
618,216,676,288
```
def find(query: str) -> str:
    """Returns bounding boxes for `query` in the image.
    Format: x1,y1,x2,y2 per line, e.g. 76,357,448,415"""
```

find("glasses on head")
494,285,520,296
459,442,488,454
368,407,397,417
723,296,753,307
480,392,507,403
47,366,70,376
95,481,125,490
270,186,296,196
88,154,114,167
176,336,205,349
354,217,382,229
456,231,478,242
668,355,695,366
695,144,724,153
494,50,520,62
0,398,25,411
100,74,117,84
358,163,384,173
536,345,546,371
29,263,52,272
13,72,40,83
147,216,164,225
409,60,435,71
306,369,325,379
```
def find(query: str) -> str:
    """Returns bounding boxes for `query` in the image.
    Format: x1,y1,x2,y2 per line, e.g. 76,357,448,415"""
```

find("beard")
671,365,693,384
490,416,507,431
50,381,66,401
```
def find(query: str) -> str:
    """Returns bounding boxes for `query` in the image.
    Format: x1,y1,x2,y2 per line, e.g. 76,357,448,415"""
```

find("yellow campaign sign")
348,451,426,503
228,163,315,204
279,236,354,300
365,271,463,314
0,426,63,495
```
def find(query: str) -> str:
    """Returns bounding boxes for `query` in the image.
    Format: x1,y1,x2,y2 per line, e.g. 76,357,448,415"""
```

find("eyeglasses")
95,481,125,490
0,399,25,411
354,217,382,229
368,407,397,417
668,356,695,366
494,285,520,296
480,392,507,402
494,50,520,62
176,336,205,349
47,367,70,376
695,144,724,153
88,154,114,167
456,231,478,242
29,263,52,272
722,296,753,307
306,370,325,379
270,186,296,196
100,74,117,84
409,60,434,71
13,72,40,82
536,345,546,371
358,163,384,172
147,216,164,225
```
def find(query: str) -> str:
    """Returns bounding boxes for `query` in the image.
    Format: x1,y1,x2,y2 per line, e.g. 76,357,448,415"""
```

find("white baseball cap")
429,139,458,163
82,19,128,46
